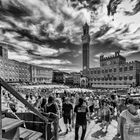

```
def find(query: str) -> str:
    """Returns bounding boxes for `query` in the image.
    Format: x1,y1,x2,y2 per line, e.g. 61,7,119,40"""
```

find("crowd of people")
1,85,140,140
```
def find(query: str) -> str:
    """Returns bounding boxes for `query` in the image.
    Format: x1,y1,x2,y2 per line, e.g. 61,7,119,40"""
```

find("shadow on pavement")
91,129,107,138
112,135,121,140
59,132,67,137
95,119,102,124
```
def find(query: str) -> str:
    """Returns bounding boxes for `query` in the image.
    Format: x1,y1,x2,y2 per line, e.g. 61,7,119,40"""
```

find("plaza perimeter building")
0,43,53,84
82,51,140,88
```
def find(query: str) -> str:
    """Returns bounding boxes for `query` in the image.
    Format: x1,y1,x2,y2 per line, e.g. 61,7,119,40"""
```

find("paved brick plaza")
59,118,119,140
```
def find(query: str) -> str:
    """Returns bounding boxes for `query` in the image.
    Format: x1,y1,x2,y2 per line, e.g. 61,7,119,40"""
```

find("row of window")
1,67,21,71
91,76,133,81
5,79,19,82
92,83,132,85
89,66,134,74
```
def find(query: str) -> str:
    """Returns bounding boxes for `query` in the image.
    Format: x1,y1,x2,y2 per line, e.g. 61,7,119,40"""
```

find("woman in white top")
120,98,140,140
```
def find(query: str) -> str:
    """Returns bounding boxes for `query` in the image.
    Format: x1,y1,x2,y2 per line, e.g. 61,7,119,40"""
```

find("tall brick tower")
82,23,90,70
0,44,8,59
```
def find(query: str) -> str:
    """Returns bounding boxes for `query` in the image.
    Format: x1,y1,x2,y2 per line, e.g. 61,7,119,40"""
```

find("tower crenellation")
100,51,126,67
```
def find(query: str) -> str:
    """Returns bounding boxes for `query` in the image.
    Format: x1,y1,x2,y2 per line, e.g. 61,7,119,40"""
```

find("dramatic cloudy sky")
0,0,140,72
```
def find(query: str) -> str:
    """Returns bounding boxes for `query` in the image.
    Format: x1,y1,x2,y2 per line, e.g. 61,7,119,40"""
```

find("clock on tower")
107,61,111,65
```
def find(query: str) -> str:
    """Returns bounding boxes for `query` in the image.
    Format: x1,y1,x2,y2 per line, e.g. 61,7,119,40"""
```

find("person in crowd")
9,101,17,113
70,94,76,128
25,94,29,101
40,97,47,112
101,100,111,132
34,95,42,110
110,94,117,116
116,98,127,137
4,91,9,107
8,93,12,101
70,93,76,106
27,93,34,105
55,93,62,118
120,98,140,140
44,96,62,133
74,98,90,140
62,97,73,134
44,96,59,115
94,97,100,119
125,93,131,105
2,90,6,105
89,98,95,119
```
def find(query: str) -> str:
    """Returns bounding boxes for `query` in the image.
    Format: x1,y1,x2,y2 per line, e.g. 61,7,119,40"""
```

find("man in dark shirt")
62,97,73,134
89,101,94,119
74,98,90,140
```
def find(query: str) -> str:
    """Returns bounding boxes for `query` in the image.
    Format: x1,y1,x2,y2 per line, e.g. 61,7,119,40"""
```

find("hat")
127,98,134,105
127,98,140,106
65,97,69,101
133,100,140,106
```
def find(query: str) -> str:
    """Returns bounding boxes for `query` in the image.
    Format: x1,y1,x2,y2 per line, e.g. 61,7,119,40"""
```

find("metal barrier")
0,77,58,140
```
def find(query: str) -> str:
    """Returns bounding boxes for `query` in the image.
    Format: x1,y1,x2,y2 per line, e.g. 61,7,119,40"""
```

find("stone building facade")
52,71,69,84
6,60,19,82
30,65,53,84
71,72,81,86
0,43,53,84
18,62,30,83
83,51,140,88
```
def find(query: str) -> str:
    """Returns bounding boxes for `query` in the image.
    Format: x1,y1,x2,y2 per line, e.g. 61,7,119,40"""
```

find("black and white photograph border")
0,0,140,140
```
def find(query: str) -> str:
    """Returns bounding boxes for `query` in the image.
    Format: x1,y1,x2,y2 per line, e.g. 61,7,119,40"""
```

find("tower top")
83,22,89,29
115,50,120,56
83,22,89,35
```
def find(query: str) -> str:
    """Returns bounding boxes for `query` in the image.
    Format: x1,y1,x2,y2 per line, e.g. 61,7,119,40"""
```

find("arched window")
124,67,127,71
124,76,127,80
102,70,104,73
114,68,116,72
119,77,122,80
119,68,122,72
129,76,133,80
109,77,112,81
109,69,112,72
129,66,133,70
105,69,108,73
105,77,108,81
113,77,117,81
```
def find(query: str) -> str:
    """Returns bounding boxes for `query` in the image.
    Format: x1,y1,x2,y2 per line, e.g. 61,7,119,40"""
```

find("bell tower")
82,23,90,70
0,44,8,59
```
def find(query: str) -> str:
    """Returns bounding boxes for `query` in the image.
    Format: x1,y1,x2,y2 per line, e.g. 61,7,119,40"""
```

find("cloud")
0,0,140,71
93,24,111,39
29,59,71,65
124,0,140,15
30,46,71,57
8,51,30,61
120,50,138,57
